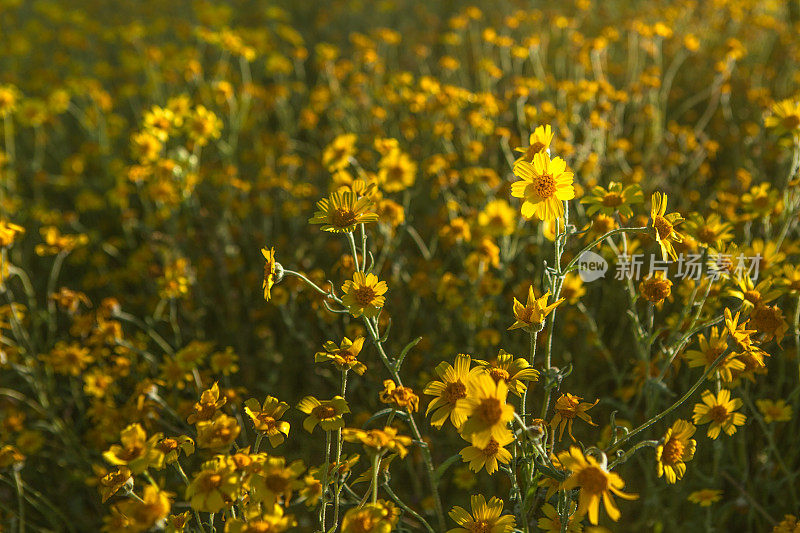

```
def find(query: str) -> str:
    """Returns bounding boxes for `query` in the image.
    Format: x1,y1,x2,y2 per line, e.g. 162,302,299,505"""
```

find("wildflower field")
2,0,800,531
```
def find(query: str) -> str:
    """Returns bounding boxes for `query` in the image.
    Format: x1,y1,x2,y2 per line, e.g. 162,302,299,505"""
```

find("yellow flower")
185,458,240,513
726,276,780,310
756,399,792,423
309,191,379,233
687,489,723,507
341,272,388,318
342,426,413,458
297,396,349,432
224,505,296,533
511,151,575,221
378,379,419,412
724,307,768,365
649,192,684,261
322,133,357,171
155,435,195,464
447,494,516,533
103,424,164,474
558,447,637,525
515,124,555,163
638,272,672,305
683,327,744,384
98,467,133,503
536,502,583,533
772,514,800,533
377,148,417,192
459,432,513,475
424,353,482,428
550,393,598,441
244,396,291,446
196,413,241,451
341,500,399,533
581,181,642,218
477,199,516,237
655,419,696,483
0,220,24,247
249,456,305,507
765,98,800,136
113,484,172,533
507,286,564,332
315,337,367,375
457,373,515,448
474,349,539,397
692,389,746,439
187,382,227,424
186,105,222,146
261,247,281,301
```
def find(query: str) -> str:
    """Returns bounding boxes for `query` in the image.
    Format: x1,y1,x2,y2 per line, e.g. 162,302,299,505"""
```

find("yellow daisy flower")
687,489,723,507
459,432,514,475
692,389,746,439
550,393,599,441
655,419,696,483
649,191,684,261
424,353,482,428
515,124,555,163
342,427,413,458
507,286,564,332
474,349,539,397
341,272,388,318
683,327,744,384
297,396,350,433
314,336,368,375
309,191,379,233
558,447,638,525
511,151,575,221
755,399,792,423
536,502,583,533
244,396,291,447
457,373,515,448
447,494,516,533
261,247,280,301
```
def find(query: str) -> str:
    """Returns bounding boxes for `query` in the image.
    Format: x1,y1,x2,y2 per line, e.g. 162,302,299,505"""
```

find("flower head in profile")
0,220,25,248
511,151,575,221
550,393,598,441
515,124,554,163
261,247,282,301
309,191,379,233
582,181,643,218
341,272,387,318
457,373,515,448
649,192,684,261
424,354,482,428
315,337,367,375
508,286,564,332
558,447,638,525
687,489,723,507
656,419,696,483
447,494,516,533
297,396,349,433
244,396,291,447
474,349,539,397
692,389,746,439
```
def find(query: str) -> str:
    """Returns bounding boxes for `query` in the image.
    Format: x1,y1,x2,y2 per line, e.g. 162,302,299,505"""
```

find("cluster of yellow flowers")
1,0,800,531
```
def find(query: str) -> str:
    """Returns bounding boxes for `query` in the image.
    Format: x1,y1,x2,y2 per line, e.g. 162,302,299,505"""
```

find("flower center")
697,227,717,244
202,473,222,491
783,114,800,130
488,367,511,383
577,465,609,495
534,173,556,199
525,141,546,161
312,405,337,420
257,414,276,430
653,215,673,239
353,286,377,306
477,397,503,425
443,381,467,403
602,192,623,207
709,405,729,423
470,520,492,533
661,438,685,465
482,438,500,456
332,207,358,228
264,474,289,493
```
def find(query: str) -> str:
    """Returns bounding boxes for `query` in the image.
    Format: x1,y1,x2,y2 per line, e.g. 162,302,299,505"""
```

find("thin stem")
320,431,332,529
370,453,380,504
382,483,435,533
